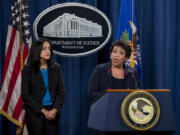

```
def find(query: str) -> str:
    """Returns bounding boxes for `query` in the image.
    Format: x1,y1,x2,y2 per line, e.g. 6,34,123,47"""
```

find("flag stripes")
0,0,31,134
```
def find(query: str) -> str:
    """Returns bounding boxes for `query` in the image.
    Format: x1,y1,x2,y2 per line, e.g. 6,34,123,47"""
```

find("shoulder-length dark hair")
27,39,53,71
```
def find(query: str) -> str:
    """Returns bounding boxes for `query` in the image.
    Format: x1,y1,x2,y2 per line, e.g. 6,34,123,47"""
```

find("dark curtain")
136,0,180,134
0,0,180,135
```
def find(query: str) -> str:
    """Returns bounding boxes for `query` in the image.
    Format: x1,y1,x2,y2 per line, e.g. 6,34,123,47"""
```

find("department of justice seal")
121,90,160,131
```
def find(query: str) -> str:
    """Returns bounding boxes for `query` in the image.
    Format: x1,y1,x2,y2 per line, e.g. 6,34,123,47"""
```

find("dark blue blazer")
88,63,142,102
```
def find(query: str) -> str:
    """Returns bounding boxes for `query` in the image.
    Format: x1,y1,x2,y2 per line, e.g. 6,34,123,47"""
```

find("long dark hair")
27,39,53,71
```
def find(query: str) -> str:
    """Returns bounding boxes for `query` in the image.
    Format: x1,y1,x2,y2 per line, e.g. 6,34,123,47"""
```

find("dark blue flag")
116,0,143,84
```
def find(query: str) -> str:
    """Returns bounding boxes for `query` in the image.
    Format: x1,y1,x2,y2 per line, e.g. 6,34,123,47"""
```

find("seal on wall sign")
33,2,112,57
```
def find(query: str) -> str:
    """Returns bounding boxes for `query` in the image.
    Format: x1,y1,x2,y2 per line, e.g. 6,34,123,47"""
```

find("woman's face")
40,41,51,61
110,46,129,67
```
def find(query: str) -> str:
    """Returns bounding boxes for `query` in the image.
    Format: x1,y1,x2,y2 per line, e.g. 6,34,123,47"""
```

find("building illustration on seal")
43,13,103,38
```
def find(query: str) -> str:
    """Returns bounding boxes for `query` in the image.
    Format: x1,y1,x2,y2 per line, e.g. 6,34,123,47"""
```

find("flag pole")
18,0,23,134
132,0,133,23
19,0,23,70
132,0,133,42
130,0,135,68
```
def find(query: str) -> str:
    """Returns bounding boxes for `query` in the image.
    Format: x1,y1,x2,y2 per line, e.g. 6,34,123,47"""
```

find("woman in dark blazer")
21,39,65,135
88,40,142,103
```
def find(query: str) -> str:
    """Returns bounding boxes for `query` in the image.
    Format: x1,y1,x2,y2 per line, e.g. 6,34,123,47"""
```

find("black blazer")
88,63,142,102
21,62,65,115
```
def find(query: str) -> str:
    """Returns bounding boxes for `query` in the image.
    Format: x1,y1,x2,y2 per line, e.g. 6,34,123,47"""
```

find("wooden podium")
88,89,176,135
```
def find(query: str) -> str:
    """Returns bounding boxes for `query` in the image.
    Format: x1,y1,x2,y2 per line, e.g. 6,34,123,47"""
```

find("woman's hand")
47,109,58,120
41,108,58,120
41,108,49,119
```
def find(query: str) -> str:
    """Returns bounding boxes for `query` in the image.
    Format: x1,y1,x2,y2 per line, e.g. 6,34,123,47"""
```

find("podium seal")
121,90,160,131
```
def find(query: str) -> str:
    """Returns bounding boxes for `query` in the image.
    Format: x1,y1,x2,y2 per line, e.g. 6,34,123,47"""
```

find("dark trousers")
25,106,59,135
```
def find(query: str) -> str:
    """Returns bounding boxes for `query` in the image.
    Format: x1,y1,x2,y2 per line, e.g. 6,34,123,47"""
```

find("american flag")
0,0,31,134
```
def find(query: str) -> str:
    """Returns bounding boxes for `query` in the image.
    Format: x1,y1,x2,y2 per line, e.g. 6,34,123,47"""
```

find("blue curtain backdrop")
0,0,180,135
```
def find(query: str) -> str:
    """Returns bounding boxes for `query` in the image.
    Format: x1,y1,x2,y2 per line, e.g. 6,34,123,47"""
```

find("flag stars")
23,13,29,19
23,21,29,27
15,8,19,14
14,2,18,6
12,13,15,17
25,38,30,44
24,29,30,35
16,16,20,23
22,4,26,10
11,6,14,11
10,0,31,44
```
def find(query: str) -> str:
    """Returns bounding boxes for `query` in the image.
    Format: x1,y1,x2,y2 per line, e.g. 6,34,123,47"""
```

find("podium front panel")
88,90,176,132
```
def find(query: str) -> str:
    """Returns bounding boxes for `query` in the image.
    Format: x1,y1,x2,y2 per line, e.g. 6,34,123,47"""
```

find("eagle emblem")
131,99,151,118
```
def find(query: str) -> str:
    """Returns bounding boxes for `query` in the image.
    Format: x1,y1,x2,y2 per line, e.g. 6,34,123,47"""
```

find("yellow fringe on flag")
129,42,135,68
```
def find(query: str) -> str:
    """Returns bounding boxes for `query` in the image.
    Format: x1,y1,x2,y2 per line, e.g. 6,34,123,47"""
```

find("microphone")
128,68,139,89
